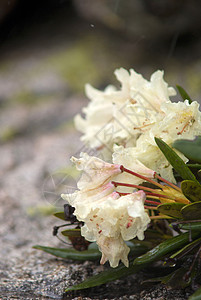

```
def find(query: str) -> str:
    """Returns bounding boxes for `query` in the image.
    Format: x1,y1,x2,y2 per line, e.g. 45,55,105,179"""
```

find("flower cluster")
75,68,201,182
62,153,152,267
62,68,201,268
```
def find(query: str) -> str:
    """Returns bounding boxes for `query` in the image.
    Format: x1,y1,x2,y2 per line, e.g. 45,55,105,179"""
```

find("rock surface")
0,2,201,299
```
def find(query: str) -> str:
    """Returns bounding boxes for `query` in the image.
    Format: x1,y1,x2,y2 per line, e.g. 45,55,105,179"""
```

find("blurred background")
0,0,201,266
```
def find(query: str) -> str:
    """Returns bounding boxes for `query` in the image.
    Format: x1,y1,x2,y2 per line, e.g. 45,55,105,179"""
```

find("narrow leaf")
66,263,144,291
155,137,198,183
181,180,201,202
144,267,191,289
33,245,101,261
169,237,201,260
181,202,201,220
176,85,192,104
53,211,66,221
163,267,191,288
173,136,201,163
178,222,201,231
189,286,201,300
133,231,200,266
187,164,201,169
157,203,185,219
61,229,81,237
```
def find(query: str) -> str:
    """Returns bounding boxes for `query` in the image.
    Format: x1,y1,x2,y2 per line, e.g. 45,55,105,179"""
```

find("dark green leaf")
181,180,201,202
155,138,198,183
64,242,151,291
163,267,191,288
181,202,201,220
157,203,185,219
189,286,201,300
66,262,144,291
169,237,201,260
173,136,201,163
61,229,81,237
33,245,101,261
53,211,66,221
178,222,201,231
133,231,200,266
176,85,192,104
187,164,201,169
143,267,190,289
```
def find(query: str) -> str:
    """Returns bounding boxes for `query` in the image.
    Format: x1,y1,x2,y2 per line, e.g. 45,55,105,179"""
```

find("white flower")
112,145,155,192
112,100,201,183
112,143,180,184
129,69,176,110
98,236,130,268
71,152,122,190
61,182,115,219
137,100,201,148
63,186,150,268
75,68,176,152
133,100,201,182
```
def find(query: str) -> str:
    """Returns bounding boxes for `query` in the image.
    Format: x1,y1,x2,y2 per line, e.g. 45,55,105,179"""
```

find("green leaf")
181,180,201,202
33,245,101,261
53,211,66,221
187,164,201,169
133,231,200,266
63,242,150,291
61,229,81,237
173,136,201,163
66,262,144,291
181,202,201,220
169,237,201,260
157,203,186,219
178,222,201,231
189,286,201,300
155,137,198,183
143,267,191,289
163,267,191,288
176,85,192,104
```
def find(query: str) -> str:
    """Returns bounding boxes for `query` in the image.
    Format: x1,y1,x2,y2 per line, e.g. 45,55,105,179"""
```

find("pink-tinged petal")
71,152,121,190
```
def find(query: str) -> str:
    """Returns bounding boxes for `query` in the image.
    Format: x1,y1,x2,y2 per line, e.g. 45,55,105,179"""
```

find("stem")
154,173,181,192
145,199,160,206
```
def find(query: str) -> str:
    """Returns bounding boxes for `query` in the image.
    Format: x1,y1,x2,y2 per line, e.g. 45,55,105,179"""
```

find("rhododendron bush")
35,69,201,299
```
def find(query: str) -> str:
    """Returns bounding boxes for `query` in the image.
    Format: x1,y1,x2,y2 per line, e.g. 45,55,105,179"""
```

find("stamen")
112,181,162,193
120,165,164,189
133,122,155,130
154,173,181,192
177,116,194,135
145,191,173,199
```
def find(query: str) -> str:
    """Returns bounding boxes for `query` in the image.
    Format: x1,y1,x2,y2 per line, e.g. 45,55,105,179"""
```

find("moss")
56,118,75,132
13,90,56,106
0,127,21,142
